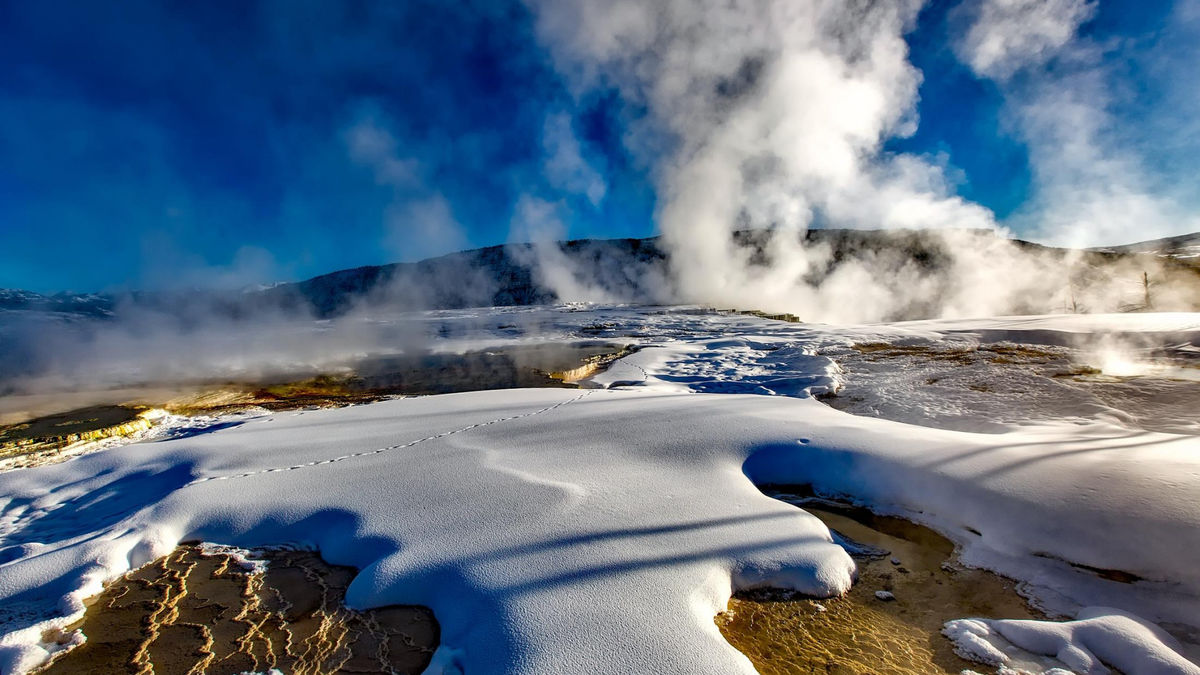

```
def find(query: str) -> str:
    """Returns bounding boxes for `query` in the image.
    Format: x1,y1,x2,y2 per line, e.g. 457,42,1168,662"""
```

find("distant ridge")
1090,232,1200,257
4,229,1199,320
269,237,666,318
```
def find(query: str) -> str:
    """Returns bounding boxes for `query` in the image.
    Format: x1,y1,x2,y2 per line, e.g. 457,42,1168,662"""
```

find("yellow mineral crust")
38,545,438,675
716,504,1040,674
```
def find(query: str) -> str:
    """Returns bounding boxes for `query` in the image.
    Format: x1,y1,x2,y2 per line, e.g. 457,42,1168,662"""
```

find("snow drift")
2,382,1198,673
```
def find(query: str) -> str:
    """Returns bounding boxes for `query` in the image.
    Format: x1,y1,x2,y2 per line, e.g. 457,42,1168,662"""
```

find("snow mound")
0,389,859,674
946,608,1200,675
1,387,1197,673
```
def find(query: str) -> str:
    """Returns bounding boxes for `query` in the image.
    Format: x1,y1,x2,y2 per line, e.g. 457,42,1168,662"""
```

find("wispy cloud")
541,112,608,207
956,0,1200,247
954,0,1097,80
343,110,467,261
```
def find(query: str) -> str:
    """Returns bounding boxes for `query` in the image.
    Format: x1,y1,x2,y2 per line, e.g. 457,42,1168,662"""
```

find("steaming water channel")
0,341,630,470
818,340,1200,435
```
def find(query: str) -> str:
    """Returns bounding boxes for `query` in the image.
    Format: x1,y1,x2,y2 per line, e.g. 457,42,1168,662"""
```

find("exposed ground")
37,545,438,675
717,487,1042,674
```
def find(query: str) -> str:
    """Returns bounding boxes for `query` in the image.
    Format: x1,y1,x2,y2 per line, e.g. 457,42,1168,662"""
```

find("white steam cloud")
521,0,1199,322
542,112,608,207
4,0,1199,414
345,112,468,261
955,0,1096,79
957,0,1200,249
509,195,617,304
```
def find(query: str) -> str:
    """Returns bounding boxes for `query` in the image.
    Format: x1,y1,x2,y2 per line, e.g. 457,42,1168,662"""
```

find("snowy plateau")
1,305,1199,674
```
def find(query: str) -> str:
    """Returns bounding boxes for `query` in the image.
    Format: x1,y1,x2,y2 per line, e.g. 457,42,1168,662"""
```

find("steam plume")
523,0,1199,321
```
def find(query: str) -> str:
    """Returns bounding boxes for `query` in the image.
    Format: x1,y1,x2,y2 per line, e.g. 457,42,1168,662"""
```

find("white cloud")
957,0,1200,247
954,0,1096,80
344,116,421,188
542,112,607,206
515,0,1200,320
384,193,467,262
138,236,286,291
344,110,468,261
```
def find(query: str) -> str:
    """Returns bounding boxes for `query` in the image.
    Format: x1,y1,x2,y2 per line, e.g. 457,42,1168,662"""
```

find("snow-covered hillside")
1,306,1198,674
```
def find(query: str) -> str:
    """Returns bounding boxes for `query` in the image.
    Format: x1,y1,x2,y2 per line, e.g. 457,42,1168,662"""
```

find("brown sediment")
347,341,628,396
716,490,1040,675
849,341,1064,365
1053,365,1104,377
978,343,1064,362
0,405,151,447
1029,551,1144,584
38,545,438,675
709,308,804,323
162,374,388,417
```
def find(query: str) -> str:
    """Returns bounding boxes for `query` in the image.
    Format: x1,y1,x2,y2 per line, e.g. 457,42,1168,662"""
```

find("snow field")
1,386,1197,673
2,307,1199,674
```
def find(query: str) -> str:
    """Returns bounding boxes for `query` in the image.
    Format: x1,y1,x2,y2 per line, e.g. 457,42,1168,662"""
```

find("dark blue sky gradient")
0,0,1187,292
887,0,1031,219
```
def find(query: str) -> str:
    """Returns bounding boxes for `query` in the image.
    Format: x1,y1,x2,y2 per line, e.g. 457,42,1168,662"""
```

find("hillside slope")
3,229,1198,320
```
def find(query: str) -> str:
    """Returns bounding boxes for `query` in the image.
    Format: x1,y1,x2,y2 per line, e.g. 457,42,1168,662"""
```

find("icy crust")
587,335,844,397
2,388,1199,673
946,608,1200,675
575,307,1200,435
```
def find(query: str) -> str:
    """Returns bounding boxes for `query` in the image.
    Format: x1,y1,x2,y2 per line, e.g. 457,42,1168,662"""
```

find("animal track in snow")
186,391,595,486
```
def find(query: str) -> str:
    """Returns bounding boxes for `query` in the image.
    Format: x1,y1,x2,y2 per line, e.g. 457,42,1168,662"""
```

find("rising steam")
521,0,1199,321
3,0,1199,414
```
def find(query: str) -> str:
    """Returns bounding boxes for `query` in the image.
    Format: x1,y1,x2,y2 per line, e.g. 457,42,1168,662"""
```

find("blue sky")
1,0,1196,292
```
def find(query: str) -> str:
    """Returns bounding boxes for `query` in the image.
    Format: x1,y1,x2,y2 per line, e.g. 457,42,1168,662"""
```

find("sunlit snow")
1,306,1198,674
